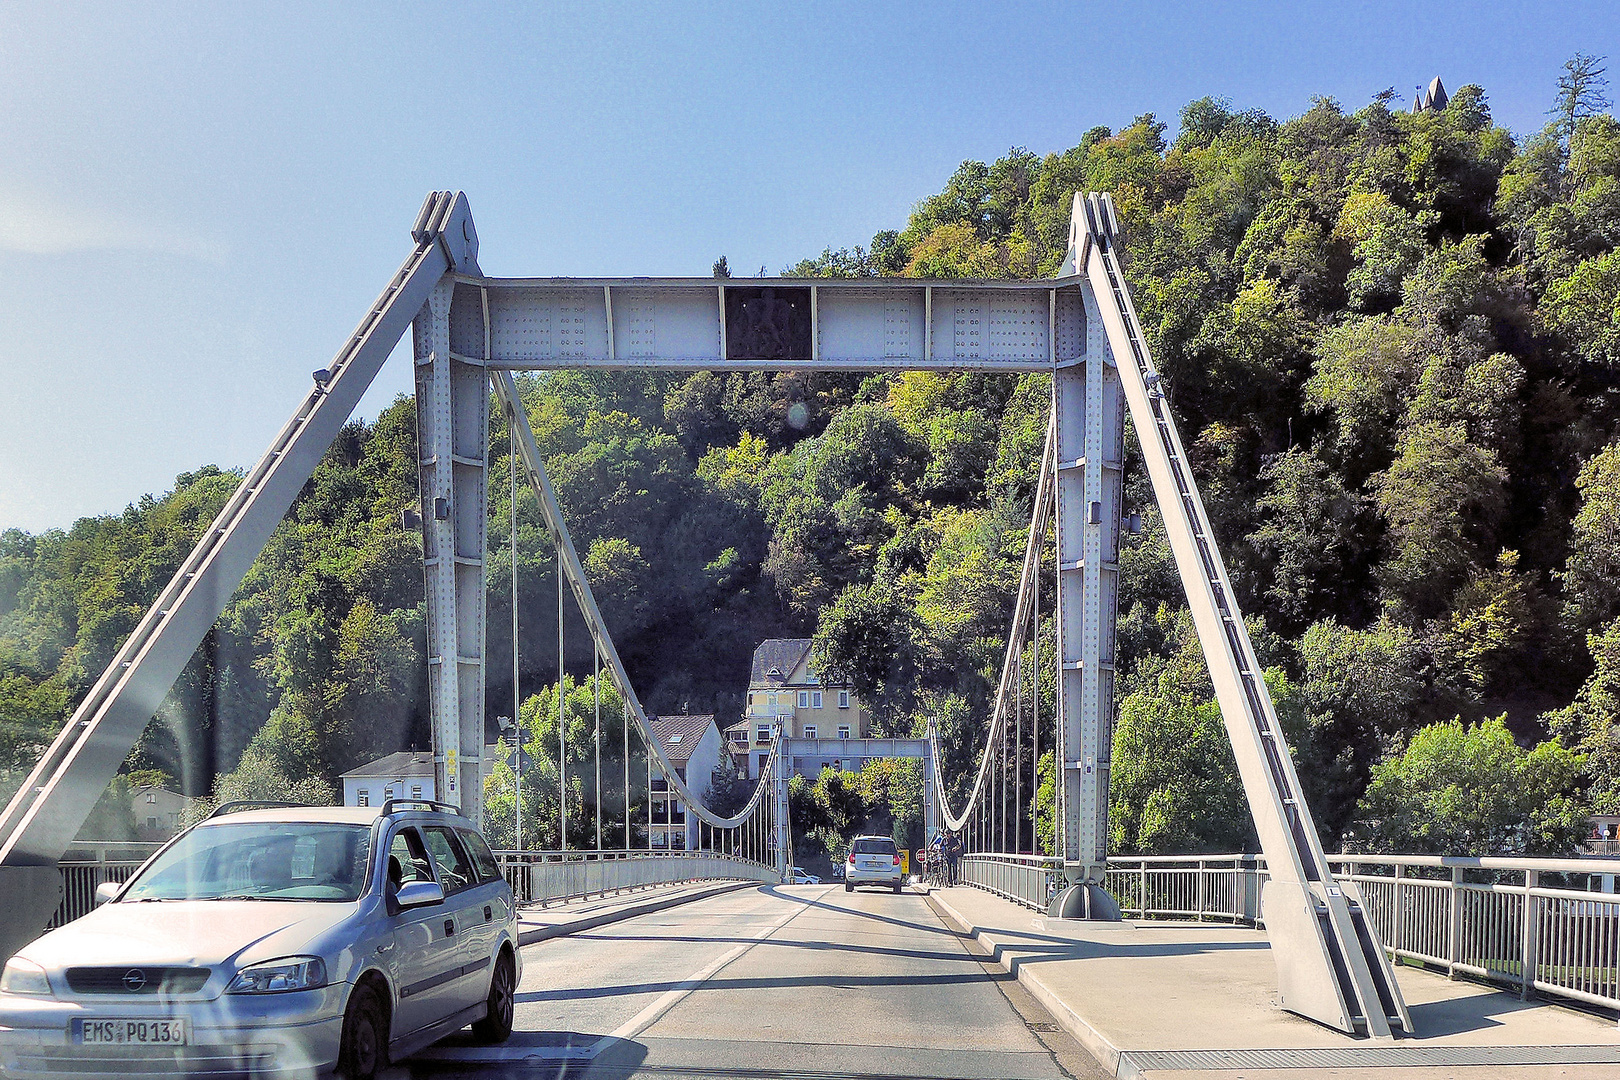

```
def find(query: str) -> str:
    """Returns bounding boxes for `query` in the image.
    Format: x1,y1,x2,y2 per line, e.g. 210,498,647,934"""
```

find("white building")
648,715,722,850
130,785,197,841
339,747,500,808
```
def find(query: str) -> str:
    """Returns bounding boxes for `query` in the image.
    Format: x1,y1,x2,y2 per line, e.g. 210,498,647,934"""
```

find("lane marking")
602,885,831,1046
417,885,834,1065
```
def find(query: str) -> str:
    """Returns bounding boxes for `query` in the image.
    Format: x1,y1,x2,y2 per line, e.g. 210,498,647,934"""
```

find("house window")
411,785,422,800
797,691,809,708
838,690,850,708
756,724,771,743
357,789,369,807
145,792,156,804
812,691,822,708
803,725,816,740
838,724,850,739
146,817,158,829
757,753,769,774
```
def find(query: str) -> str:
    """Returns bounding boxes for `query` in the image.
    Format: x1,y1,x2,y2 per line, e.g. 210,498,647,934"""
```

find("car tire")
893,881,903,894
472,950,516,1044
844,883,853,893
338,983,388,1080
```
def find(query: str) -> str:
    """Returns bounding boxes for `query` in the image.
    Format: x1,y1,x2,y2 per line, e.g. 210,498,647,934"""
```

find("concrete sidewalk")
928,885,1620,1080
516,879,756,946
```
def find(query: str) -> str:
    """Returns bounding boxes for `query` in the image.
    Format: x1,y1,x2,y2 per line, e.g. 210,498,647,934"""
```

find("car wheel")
844,882,853,893
893,881,903,894
338,983,388,1080
472,950,516,1044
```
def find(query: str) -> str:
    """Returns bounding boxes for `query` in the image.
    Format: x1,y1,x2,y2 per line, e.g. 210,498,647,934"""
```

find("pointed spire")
1427,76,1448,111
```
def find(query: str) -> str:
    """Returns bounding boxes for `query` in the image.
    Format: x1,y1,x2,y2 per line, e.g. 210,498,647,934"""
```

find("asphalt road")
410,883,1108,1080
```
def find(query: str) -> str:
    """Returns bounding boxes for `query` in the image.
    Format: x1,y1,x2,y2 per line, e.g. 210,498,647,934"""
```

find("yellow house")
728,639,871,780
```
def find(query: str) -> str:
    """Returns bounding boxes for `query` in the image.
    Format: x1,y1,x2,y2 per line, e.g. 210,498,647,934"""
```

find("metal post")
646,743,652,851
1392,863,1404,958
1448,865,1464,977
1032,551,1041,853
558,549,566,850
623,702,630,848
1015,632,1023,853
1522,869,1540,1000
511,420,522,852
595,646,602,851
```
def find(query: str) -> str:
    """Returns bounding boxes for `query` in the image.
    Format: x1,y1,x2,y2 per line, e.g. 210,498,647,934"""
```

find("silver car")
843,835,903,893
0,800,520,1079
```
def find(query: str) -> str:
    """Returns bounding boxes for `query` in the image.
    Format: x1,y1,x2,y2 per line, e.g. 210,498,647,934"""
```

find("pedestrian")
942,830,962,886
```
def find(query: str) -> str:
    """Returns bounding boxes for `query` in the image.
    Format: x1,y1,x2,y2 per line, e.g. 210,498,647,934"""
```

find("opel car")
844,835,904,893
0,800,520,1079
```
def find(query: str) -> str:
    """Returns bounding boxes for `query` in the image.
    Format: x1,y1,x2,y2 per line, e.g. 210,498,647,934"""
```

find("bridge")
3,191,1619,1078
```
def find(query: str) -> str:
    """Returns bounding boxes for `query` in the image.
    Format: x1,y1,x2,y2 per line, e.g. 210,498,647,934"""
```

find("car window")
422,825,476,894
852,838,897,855
387,827,434,889
457,828,501,884
121,822,371,902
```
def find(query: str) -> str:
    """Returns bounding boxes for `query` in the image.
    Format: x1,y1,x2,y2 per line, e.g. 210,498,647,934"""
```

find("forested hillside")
3,63,1618,855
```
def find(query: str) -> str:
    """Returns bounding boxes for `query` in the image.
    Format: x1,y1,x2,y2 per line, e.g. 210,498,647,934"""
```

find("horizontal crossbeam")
454,274,1087,371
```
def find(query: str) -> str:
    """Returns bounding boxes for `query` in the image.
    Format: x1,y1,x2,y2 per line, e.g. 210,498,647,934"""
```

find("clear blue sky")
1,1,1612,531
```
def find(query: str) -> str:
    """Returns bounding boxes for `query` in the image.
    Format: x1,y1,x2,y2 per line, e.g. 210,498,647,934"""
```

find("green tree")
1351,718,1587,855
1545,617,1620,814
1562,441,1620,631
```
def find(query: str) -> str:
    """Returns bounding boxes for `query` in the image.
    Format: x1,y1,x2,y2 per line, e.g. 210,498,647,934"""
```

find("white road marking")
416,885,832,1064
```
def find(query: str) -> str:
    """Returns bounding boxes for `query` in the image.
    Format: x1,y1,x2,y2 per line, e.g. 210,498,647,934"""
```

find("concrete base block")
1050,882,1122,920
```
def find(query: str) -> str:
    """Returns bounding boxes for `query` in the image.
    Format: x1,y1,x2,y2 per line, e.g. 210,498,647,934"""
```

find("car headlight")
226,956,327,994
1,957,52,996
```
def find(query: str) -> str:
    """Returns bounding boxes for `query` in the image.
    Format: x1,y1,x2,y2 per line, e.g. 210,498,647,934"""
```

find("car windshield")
120,822,372,902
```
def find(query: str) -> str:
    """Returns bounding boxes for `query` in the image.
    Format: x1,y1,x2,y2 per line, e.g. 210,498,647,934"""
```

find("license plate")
73,1018,187,1046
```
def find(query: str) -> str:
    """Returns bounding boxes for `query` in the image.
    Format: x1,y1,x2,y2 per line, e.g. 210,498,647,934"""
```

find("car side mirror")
394,880,445,910
94,881,120,907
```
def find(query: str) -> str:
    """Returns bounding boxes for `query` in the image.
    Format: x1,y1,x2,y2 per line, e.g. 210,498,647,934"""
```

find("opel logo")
122,969,147,992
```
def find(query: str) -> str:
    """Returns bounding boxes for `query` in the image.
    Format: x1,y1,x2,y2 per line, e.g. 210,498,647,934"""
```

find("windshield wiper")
211,894,282,901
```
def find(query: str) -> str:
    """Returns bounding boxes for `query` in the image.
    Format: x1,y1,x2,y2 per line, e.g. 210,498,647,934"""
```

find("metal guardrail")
49,843,164,928
494,849,778,906
959,853,1064,911
1099,853,1620,1017
45,844,775,930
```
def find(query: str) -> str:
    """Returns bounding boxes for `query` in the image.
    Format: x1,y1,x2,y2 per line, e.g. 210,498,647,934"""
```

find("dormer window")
767,666,782,678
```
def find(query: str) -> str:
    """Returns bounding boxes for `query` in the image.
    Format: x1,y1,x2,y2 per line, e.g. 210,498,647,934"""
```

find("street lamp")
497,715,523,850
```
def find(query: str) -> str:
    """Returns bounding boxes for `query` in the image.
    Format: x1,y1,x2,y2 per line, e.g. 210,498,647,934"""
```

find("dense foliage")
3,65,1618,856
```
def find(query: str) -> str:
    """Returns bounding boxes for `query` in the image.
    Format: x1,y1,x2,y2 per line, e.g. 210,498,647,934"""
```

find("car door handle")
484,905,493,922
443,919,456,937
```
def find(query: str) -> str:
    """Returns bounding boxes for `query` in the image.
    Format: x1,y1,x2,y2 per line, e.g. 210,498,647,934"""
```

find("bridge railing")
958,853,1064,911
493,848,777,907
49,842,164,929
1098,852,1620,1016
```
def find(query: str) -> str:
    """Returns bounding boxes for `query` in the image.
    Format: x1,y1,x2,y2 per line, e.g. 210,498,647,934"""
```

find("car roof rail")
379,798,464,818
207,800,308,819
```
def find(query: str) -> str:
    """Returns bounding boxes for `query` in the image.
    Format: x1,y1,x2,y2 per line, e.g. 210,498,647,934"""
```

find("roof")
199,806,385,826
340,750,435,779
340,745,503,780
750,639,813,686
649,714,716,765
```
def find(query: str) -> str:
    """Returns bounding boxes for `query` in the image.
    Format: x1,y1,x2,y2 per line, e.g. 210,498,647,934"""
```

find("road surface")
412,883,1106,1079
